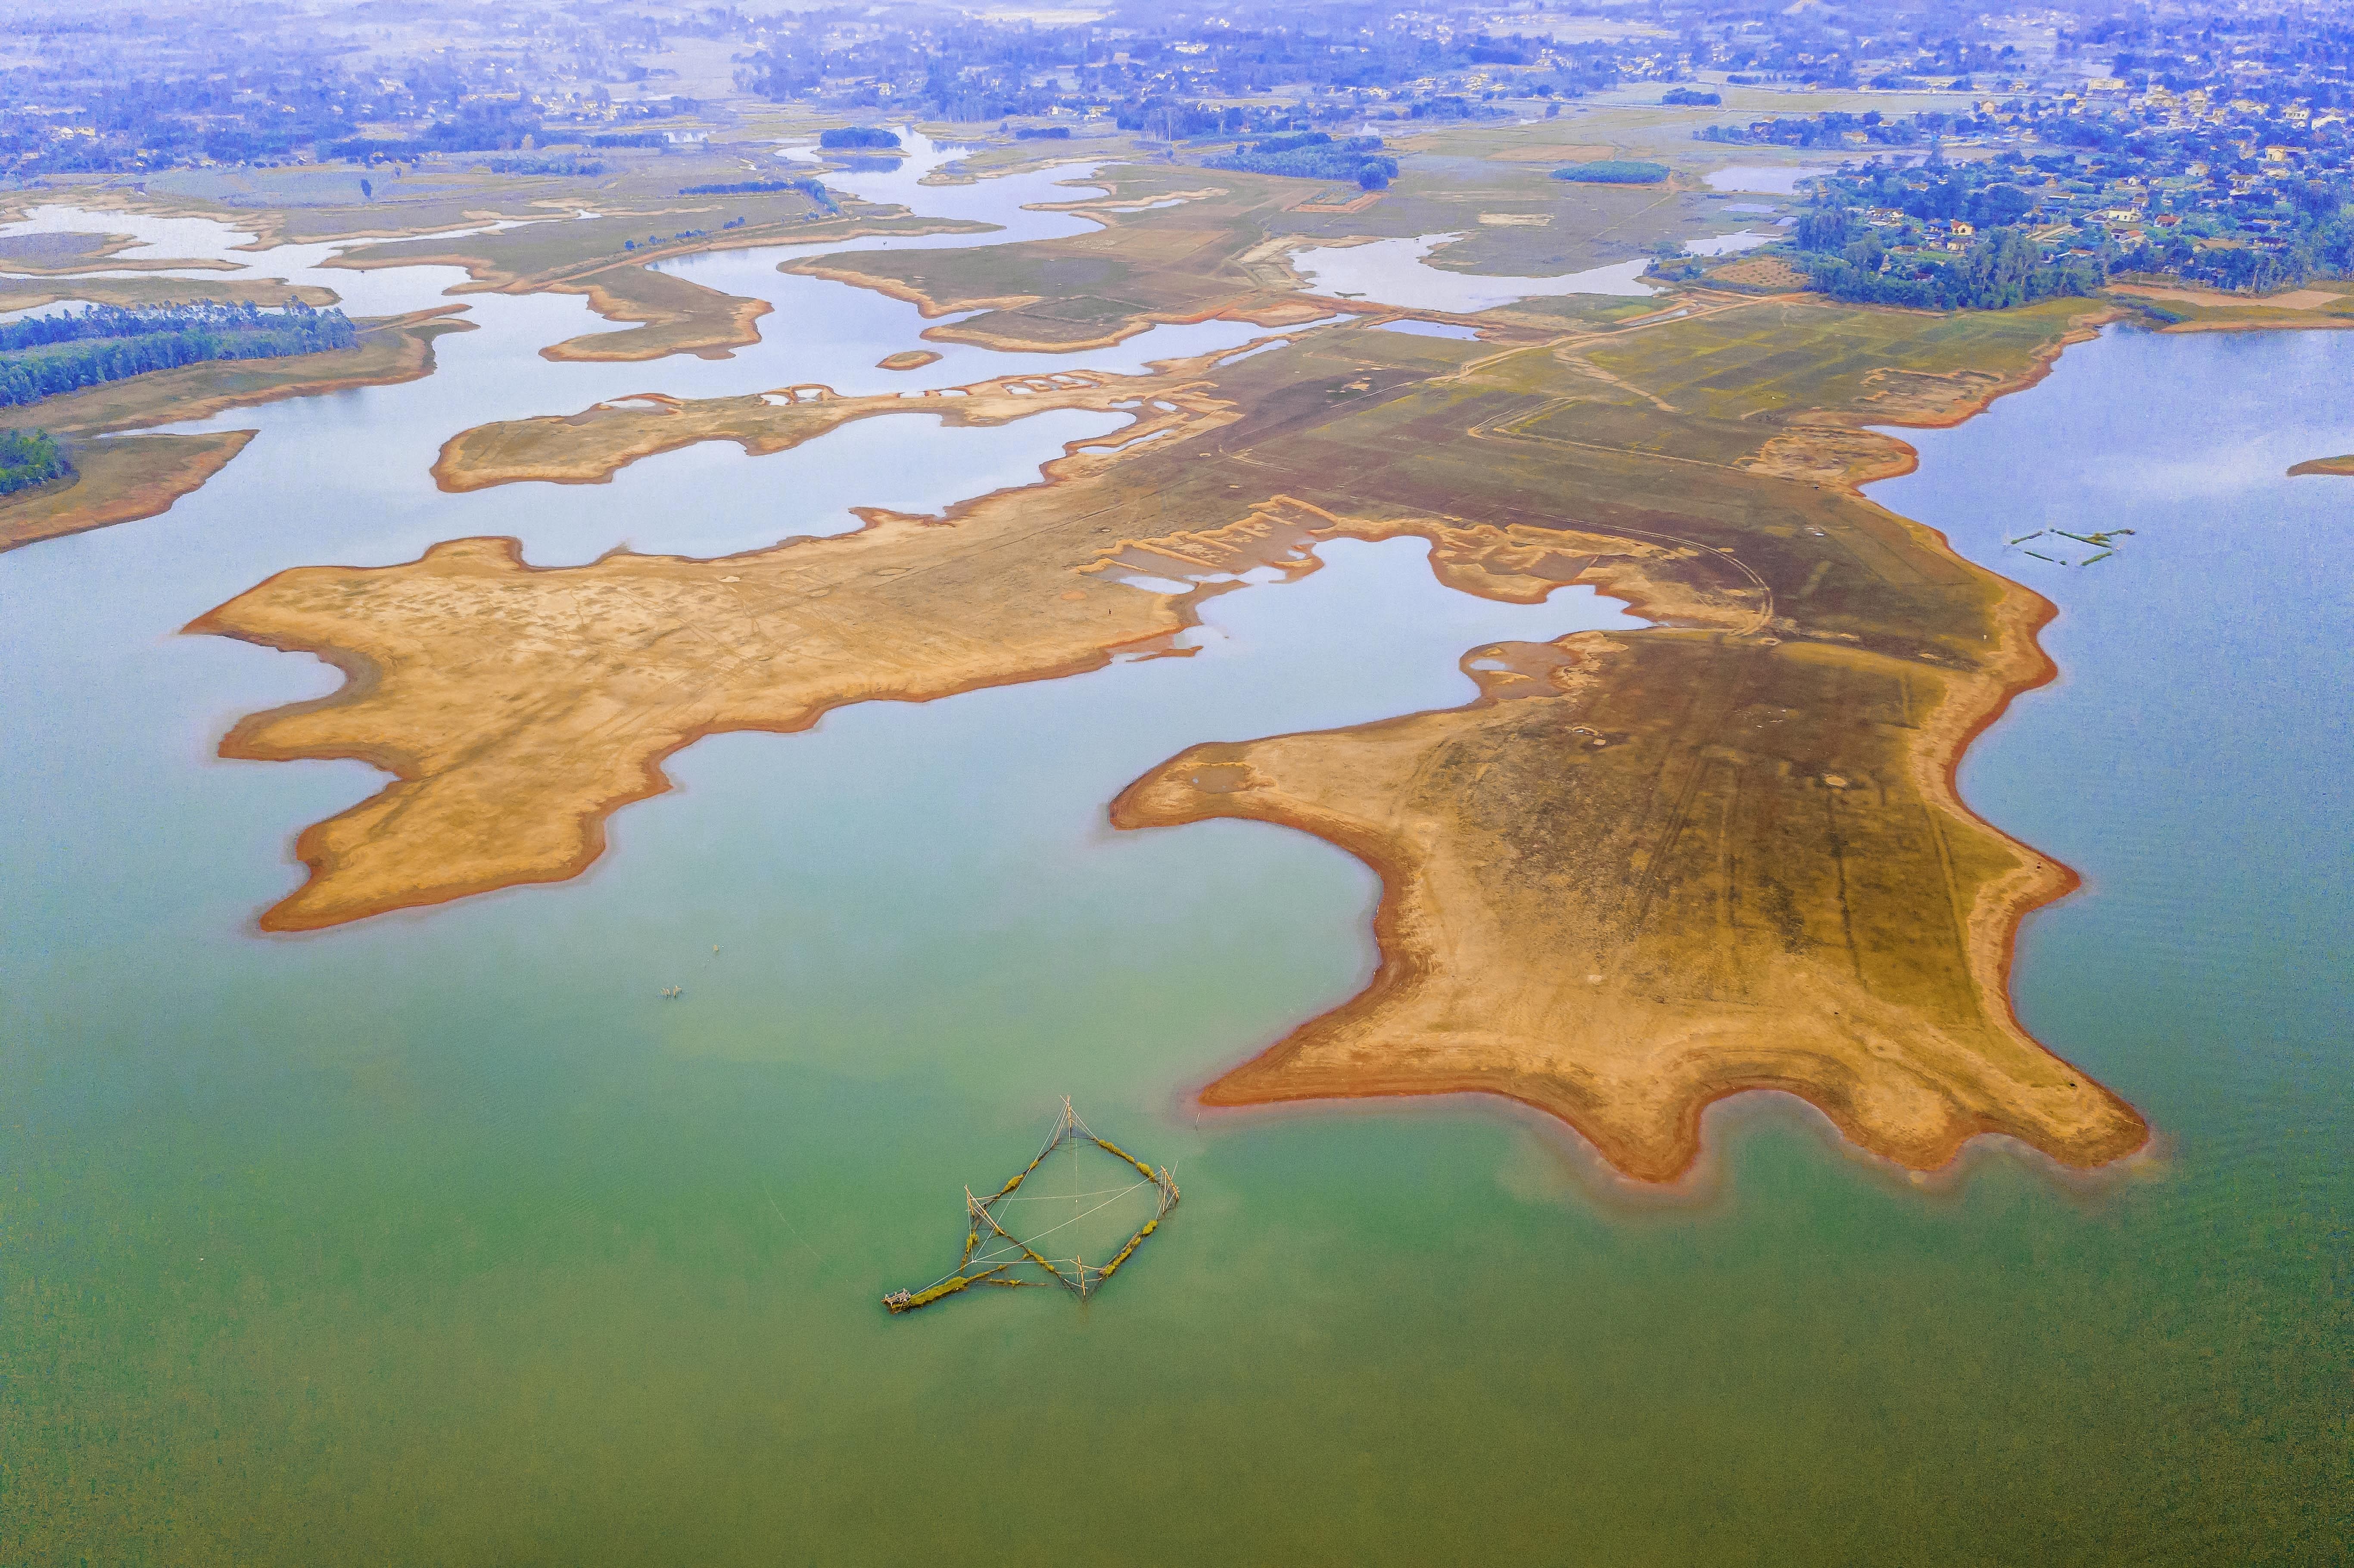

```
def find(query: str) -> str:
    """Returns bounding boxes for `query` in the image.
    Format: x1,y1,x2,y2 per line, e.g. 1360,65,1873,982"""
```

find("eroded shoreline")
187,291,2158,1182
0,311,472,552
1109,326,2151,1182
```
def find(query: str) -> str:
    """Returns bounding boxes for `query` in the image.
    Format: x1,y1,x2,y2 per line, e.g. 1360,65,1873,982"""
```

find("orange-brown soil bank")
1095,323,2152,1181
326,215,987,364
0,277,341,314
0,311,469,548
428,365,1224,492
535,265,773,363
187,355,1250,932
2288,453,2354,477
1112,579,2145,1182
0,432,252,554
0,309,469,439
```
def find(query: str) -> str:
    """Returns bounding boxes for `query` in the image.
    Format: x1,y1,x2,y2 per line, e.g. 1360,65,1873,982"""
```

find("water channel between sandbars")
0,129,1647,991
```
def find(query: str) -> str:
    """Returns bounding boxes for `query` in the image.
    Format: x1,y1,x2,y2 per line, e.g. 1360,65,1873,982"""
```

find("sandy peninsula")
2287,453,2354,477
0,308,469,440
430,364,1232,492
191,291,2151,1182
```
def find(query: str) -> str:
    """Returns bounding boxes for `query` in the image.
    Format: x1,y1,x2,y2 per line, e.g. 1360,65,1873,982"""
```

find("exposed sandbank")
191,292,2152,1182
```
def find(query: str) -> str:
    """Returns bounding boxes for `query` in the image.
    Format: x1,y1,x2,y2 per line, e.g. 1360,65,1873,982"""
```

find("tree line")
0,303,357,409
679,177,839,211
1204,133,1397,189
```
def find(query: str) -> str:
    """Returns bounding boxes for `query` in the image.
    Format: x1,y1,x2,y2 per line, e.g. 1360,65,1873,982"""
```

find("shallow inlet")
1288,232,1655,312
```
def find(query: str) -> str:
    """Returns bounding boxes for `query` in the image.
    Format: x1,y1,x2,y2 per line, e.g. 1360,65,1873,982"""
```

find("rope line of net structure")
883,1098,1181,1314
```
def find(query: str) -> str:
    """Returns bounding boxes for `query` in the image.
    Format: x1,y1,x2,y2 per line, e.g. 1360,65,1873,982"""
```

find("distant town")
2,0,2347,297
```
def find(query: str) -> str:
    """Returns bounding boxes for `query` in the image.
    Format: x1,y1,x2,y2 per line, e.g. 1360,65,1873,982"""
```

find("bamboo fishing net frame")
883,1098,1181,1313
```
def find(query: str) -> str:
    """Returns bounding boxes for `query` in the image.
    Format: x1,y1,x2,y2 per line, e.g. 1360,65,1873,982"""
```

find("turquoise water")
4,200,2349,1565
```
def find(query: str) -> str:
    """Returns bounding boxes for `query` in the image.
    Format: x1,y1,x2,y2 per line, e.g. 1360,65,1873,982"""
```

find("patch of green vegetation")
0,428,73,496
0,303,357,408
1554,161,1669,185
1787,141,2353,304
679,177,838,212
1803,225,2107,309
1205,133,1399,189
482,155,602,176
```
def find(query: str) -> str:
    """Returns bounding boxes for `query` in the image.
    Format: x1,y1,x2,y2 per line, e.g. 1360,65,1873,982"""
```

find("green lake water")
3,184,2349,1563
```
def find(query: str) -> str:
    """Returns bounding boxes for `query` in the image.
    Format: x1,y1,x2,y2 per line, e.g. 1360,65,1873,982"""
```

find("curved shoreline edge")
181,367,1253,932
1112,310,2151,1184
0,311,472,552
0,431,253,555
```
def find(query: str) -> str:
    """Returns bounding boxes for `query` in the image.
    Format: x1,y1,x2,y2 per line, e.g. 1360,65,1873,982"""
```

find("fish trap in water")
883,1098,1179,1314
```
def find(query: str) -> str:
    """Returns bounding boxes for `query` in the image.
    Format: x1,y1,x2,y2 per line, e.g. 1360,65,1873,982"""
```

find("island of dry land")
2287,454,2354,476
194,276,2154,1183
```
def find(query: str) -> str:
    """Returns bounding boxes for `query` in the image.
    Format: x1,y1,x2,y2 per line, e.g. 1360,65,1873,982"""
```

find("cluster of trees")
1850,166,2039,228
676,177,839,215
484,156,604,176
1699,109,1994,149
331,121,689,165
0,429,73,497
1204,133,1396,190
1554,160,1669,185
624,228,709,251
1402,95,1516,122
2137,194,2354,292
0,303,357,409
817,127,902,151
1115,99,1340,140
328,100,551,163
1662,88,1722,107
1789,124,2353,299
1799,225,2108,309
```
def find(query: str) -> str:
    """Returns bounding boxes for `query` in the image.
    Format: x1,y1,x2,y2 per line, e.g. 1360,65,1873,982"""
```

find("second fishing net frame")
883,1098,1180,1313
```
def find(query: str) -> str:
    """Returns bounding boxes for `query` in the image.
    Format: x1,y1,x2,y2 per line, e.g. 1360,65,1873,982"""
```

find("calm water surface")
1702,164,1836,195
1288,233,1655,311
2,172,2348,1565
